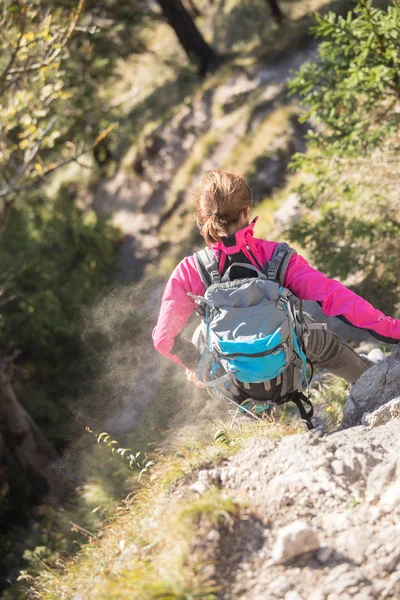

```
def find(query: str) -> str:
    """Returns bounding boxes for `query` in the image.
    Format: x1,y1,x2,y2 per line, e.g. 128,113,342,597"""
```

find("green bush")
288,0,400,312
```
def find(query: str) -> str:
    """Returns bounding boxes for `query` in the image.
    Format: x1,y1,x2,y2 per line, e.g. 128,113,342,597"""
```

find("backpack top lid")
194,242,296,288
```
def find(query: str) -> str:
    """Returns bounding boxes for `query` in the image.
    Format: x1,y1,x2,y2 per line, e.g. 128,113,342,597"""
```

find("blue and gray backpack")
189,243,315,429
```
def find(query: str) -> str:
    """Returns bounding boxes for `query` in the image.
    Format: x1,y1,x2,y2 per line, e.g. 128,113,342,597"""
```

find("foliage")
26,419,278,600
85,427,155,480
288,0,400,312
313,374,350,431
0,0,85,228
0,188,119,443
289,0,400,153
0,0,153,230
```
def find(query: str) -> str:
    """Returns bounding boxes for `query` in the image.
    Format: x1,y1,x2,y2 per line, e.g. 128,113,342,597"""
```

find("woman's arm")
152,257,203,367
285,254,400,344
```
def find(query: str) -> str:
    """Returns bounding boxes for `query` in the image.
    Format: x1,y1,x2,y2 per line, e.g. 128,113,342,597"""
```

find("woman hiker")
152,169,400,415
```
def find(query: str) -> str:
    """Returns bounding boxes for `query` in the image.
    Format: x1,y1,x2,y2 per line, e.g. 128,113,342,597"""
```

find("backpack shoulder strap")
194,248,222,289
263,242,296,285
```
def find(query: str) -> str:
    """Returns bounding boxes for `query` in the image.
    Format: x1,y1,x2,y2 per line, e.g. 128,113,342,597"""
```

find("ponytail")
194,170,252,245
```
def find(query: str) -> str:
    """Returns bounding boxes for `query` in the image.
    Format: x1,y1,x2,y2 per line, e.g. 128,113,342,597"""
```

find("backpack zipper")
245,245,263,271
219,342,287,359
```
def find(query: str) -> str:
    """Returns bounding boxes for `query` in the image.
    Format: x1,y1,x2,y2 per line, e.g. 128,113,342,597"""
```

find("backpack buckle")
277,288,291,311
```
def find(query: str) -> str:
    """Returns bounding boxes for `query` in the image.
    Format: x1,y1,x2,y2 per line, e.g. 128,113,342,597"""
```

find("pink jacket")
153,219,400,367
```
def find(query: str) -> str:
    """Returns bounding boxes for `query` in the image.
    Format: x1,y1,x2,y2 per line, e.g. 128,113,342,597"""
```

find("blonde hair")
194,169,253,245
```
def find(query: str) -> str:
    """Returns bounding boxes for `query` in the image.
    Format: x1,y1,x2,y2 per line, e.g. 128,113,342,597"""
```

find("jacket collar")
210,217,258,254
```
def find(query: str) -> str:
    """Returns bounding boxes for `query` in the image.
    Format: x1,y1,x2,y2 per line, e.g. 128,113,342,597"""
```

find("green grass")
313,374,350,431
26,419,299,599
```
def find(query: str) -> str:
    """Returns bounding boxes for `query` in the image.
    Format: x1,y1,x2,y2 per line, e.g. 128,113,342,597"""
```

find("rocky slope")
187,423,400,599
177,348,400,600
90,42,317,281
27,340,400,600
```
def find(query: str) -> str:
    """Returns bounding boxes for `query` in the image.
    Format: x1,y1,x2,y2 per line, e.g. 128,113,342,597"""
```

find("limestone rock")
189,481,207,495
272,520,319,564
341,344,400,429
362,396,400,428
365,459,397,503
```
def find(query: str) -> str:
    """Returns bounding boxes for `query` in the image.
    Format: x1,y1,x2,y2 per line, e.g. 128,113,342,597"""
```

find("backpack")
189,242,315,429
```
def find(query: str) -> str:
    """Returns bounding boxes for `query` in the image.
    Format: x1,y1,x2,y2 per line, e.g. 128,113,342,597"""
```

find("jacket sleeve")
285,253,400,344
152,258,202,368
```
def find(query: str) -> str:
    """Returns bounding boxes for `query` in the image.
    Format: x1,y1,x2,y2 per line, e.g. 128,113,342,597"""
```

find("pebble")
316,546,333,564
272,520,320,564
379,480,400,512
285,591,304,600
189,481,207,495
308,591,326,600
268,574,292,596
331,459,345,475
198,469,209,482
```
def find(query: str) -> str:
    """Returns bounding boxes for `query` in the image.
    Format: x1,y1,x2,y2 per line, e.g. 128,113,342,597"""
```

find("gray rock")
198,469,209,482
362,396,400,428
378,480,400,513
308,591,326,600
335,527,375,565
324,564,364,595
285,591,304,600
341,345,400,429
272,520,319,564
189,481,207,495
331,459,344,475
268,574,292,596
365,459,397,503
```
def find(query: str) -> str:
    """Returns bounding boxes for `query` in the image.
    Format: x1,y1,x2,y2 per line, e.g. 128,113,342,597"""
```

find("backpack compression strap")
263,242,296,285
194,248,221,288
291,391,314,430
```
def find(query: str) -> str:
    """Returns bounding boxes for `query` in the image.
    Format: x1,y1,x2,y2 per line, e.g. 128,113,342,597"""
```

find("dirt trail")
90,43,317,282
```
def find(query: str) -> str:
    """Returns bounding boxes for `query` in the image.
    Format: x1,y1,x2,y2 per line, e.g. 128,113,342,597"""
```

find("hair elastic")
212,210,220,217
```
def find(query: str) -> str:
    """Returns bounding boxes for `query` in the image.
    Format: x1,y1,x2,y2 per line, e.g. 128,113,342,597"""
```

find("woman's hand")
185,368,205,388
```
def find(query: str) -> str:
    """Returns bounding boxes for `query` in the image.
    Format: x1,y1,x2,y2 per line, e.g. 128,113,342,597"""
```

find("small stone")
363,397,400,428
189,481,207,495
378,550,400,573
365,460,396,503
352,592,373,600
379,480,400,512
208,469,221,484
220,470,229,484
285,591,304,600
272,520,320,564
198,470,209,482
268,575,292,596
331,459,345,475
316,546,333,564
308,591,326,600
325,565,363,595
206,529,220,542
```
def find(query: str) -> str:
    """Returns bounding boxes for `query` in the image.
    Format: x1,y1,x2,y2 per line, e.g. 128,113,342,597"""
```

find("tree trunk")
0,364,60,498
265,0,285,25
157,0,218,76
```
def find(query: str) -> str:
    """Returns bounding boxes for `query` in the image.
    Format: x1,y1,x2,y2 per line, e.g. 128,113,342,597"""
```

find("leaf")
92,124,116,148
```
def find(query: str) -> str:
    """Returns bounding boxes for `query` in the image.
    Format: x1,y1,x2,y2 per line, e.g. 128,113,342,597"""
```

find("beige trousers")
305,319,373,383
